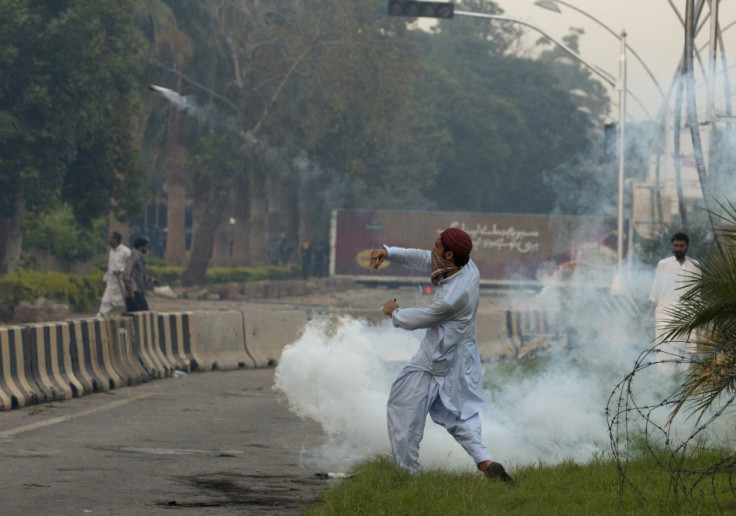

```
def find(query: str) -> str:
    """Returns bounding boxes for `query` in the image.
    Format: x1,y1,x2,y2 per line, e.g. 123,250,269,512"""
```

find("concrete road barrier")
0,326,39,409
130,311,172,378
105,316,148,385
191,310,254,370
26,323,82,401
68,319,122,391
156,312,201,372
241,308,307,367
506,309,551,351
502,309,566,359
66,319,98,394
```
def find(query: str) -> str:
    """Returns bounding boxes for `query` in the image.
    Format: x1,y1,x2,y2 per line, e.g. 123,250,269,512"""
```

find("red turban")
440,228,472,257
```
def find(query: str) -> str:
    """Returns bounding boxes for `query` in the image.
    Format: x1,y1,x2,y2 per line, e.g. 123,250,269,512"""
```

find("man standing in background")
96,232,130,317
648,232,700,369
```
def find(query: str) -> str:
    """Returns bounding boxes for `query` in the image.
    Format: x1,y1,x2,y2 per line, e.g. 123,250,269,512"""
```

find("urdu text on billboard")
331,209,613,285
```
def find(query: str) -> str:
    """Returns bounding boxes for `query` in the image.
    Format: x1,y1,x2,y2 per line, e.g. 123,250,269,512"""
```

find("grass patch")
307,453,735,515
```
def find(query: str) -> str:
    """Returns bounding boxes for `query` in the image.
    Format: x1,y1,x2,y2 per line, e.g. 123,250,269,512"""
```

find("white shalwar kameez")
97,243,131,316
384,246,492,473
648,255,699,367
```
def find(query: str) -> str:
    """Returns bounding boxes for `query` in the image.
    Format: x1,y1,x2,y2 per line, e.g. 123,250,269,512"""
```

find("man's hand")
383,298,399,317
370,249,387,269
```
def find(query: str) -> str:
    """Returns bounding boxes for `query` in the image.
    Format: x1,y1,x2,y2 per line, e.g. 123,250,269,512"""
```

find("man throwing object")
370,228,512,482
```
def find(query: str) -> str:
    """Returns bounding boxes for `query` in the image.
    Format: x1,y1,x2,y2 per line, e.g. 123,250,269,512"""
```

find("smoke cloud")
274,278,733,474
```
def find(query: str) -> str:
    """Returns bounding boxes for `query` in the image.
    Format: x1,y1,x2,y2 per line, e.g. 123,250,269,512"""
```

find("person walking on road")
370,227,512,482
97,232,131,317
123,237,160,312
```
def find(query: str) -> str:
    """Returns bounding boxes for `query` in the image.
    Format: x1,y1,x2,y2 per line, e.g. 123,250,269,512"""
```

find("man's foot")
478,460,513,483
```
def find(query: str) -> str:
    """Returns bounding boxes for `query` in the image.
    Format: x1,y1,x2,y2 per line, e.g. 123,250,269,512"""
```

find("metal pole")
707,0,719,123
612,30,627,295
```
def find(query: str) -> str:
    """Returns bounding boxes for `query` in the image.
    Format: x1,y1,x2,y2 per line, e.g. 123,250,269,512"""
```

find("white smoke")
148,84,201,117
274,288,733,474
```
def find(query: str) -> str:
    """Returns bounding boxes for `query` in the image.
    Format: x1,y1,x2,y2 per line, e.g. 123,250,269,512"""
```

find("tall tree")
416,6,602,214
145,0,427,284
0,0,143,273
133,0,194,265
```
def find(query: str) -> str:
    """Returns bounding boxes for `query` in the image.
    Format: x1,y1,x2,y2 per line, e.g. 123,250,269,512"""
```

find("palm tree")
663,200,736,423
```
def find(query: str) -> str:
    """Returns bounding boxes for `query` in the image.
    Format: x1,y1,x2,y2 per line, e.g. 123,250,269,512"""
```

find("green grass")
307,453,736,515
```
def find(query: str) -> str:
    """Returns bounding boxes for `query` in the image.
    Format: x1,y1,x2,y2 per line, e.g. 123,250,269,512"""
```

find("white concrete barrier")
241,308,307,367
191,310,254,370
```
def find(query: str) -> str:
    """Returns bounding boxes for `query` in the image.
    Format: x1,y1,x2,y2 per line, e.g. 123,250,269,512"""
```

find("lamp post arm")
454,10,616,86
454,10,653,120
544,0,666,102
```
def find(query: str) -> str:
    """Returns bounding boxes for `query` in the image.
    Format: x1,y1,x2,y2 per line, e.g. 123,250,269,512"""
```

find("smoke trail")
148,83,353,214
148,84,202,117
148,83,242,138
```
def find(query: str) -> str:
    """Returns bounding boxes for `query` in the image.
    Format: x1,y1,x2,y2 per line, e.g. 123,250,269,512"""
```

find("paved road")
11,283,528,515
0,368,329,515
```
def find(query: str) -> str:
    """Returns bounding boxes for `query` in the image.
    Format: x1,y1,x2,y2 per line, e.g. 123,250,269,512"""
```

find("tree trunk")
231,177,250,265
266,172,282,255
108,215,129,247
164,109,188,266
283,174,300,244
210,193,233,266
182,185,230,286
248,169,268,265
0,187,25,274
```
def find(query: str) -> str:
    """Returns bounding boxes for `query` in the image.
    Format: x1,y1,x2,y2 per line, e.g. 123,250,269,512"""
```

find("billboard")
331,209,614,286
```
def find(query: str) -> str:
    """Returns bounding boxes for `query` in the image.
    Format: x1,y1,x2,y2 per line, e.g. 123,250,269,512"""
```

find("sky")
487,0,736,123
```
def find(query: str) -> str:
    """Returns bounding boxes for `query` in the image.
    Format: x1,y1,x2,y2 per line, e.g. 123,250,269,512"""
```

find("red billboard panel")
331,209,613,285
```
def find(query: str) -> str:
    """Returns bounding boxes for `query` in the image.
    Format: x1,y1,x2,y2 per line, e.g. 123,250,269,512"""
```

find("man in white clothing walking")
96,232,131,317
370,227,512,482
648,232,700,369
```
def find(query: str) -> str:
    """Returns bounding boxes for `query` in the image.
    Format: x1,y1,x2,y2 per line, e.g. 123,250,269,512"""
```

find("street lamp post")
613,31,627,294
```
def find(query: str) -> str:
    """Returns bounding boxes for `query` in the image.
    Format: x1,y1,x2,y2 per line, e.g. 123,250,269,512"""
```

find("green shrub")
146,265,183,285
0,263,302,320
146,264,301,285
23,206,107,265
0,269,103,315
